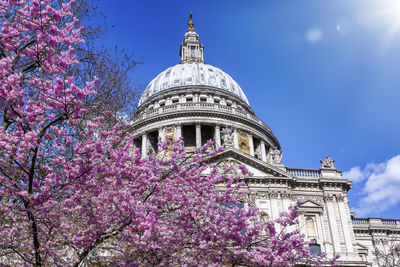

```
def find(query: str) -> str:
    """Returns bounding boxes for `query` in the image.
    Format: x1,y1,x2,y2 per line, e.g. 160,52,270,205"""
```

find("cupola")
179,12,204,63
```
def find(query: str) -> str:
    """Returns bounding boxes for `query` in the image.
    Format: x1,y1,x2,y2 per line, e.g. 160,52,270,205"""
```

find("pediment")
300,200,324,208
299,199,324,213
207,148,292,179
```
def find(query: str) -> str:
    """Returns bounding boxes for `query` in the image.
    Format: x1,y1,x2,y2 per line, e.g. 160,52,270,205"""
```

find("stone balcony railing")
286,167,321,178
133,103,272,132
352,218,400,228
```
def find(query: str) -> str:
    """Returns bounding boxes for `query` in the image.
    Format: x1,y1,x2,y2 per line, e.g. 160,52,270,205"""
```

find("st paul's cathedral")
131,14,400,267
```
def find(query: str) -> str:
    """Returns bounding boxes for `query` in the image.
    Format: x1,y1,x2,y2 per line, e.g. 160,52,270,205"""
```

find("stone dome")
138,62,249,106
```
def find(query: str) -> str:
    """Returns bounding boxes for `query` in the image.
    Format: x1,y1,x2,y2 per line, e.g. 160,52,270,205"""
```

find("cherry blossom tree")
0,0,337,266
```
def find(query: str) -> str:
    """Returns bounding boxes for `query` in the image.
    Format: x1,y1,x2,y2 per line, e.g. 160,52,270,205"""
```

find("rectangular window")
309,244,321,256
191,46,196,57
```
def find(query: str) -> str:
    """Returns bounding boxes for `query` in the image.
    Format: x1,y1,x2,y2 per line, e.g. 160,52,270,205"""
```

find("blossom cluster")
0,0,337,266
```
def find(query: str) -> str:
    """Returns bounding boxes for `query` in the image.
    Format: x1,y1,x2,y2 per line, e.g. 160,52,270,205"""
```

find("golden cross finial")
188,12,195,31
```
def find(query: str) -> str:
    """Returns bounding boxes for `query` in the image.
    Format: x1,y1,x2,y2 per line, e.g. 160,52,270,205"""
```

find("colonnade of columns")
140,123,270,163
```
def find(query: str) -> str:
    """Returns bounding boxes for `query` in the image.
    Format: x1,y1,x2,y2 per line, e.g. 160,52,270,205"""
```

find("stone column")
261,141,267,162
249,134,255,157
214,124,221,147
158,128,162,139
176,123,182,139
157,128,162,154
141,132,147,157
233,128,239,149
196,122,201,148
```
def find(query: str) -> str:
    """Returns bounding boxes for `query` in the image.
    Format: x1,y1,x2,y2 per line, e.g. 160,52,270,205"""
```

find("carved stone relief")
268,146,282,165
216,159,241,176
269,191,280,199
324,194,335,202
293,195,324,203
221,127,234,148
281,191,292,199
335,194,345,202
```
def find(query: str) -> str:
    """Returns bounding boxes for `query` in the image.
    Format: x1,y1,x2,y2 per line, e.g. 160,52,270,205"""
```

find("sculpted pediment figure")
320,155,335,169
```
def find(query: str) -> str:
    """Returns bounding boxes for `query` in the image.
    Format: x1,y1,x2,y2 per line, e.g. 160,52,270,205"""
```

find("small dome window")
174,79,180,84
209,75,216,86
208,68,214,72
230,83,237,93
221,79,227,88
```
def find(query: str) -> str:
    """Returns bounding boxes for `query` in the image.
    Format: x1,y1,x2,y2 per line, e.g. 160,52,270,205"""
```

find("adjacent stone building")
131,13,400,266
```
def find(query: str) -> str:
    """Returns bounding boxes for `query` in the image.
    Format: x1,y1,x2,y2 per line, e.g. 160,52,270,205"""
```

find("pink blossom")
0,1,338,266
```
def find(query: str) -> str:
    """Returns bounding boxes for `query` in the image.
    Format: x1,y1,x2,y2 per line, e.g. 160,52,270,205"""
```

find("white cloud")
305,28,322,43
343,166,364,183
342,162,386,183
347,155,400,217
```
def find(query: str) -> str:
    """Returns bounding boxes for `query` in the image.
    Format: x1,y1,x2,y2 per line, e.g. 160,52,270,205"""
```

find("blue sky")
95,1,400,219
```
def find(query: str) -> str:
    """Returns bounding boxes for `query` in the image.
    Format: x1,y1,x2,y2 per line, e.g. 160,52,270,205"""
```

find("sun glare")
361,0,400,52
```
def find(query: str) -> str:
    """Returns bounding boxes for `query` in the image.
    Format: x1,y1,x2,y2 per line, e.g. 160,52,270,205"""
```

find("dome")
139,62,249,106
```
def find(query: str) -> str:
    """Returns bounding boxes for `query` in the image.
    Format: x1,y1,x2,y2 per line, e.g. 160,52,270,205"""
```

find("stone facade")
131,14,400,266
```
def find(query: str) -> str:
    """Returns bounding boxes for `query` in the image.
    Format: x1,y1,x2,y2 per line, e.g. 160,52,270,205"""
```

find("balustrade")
135,103,270,130
352,218,400,227
352,219,369,225
286,168,321,178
